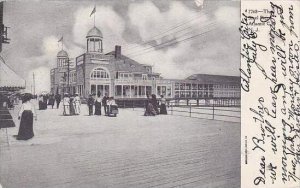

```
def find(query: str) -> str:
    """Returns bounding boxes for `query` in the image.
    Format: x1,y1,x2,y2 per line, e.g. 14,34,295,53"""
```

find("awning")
0,56,25,88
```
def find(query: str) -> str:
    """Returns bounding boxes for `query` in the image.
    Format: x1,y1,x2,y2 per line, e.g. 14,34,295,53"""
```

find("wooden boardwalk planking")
0,105,240,188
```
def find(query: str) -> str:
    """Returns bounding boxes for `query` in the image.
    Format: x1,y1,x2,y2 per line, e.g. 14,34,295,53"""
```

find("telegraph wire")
125,21,216,57
121,7,214,49
127,26,216,59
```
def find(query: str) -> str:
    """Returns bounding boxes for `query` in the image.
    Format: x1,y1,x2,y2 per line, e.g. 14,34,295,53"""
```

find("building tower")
86,26,103,53
57,49,68,69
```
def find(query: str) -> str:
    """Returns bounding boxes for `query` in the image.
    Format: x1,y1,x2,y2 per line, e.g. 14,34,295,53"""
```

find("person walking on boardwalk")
102,94,108,115
151,94,159,115
87,94,95,116
38,95,44,110
48,94,55,109
94,92,102,115
159,95,167,114
69,95,76,116
43,94,48,109
63,93,70,116
55,93,61,109
144,94,156,116
74,93,81,115
17,93,37,140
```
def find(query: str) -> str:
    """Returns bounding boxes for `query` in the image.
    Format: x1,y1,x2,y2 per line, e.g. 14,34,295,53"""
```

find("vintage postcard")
0,0,297,188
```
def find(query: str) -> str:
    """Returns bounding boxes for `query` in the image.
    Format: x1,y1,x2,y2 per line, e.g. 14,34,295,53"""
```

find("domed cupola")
57,49,68,58
57,49,69,68
86,26,103,53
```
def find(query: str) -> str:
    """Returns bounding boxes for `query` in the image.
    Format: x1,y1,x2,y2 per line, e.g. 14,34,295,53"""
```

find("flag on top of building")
58,36,63,43
90,6,96,17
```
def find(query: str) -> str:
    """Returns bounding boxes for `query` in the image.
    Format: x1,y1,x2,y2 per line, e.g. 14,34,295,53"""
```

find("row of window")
175,91,213,98
115,85,152,97
57,58,68,67
90,68,109,79
174,83,239,90
70,72,76,83
157,86,172,97
174,91,240,98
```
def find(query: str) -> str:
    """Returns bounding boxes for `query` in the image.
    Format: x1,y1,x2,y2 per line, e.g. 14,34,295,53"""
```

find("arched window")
90,67,109,80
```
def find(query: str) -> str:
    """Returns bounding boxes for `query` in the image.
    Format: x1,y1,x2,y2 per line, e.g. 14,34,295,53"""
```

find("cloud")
125,1,239,79
127,1,206,42
214,6,239,27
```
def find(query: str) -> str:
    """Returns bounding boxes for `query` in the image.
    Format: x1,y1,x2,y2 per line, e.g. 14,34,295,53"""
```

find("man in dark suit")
55,94,61,109
102,94,108,115
87,94,95,116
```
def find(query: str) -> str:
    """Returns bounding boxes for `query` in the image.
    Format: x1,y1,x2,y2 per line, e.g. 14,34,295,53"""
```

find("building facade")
50,25,240,105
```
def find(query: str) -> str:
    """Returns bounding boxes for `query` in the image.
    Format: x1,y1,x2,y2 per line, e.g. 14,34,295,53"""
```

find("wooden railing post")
132,100,134,111
212,104,215,120
189,103,192,117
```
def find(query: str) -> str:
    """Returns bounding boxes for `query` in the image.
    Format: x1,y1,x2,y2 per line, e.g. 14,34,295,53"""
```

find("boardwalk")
0,104,240,188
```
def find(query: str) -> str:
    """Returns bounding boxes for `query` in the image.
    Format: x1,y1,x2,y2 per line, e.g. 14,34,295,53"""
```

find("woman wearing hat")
159,95,167,114
74,93,81,115
17,93,37,140
63,93,70,116
94,92,102,116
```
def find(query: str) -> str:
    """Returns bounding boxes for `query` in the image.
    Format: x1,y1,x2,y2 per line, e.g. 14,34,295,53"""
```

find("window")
142,74,147,80
88,38,102,52
90,68,109,80
118,73,132,80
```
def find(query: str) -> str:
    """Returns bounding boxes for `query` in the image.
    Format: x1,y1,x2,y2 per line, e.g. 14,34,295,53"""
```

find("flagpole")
94,10,95,27
62,36,64,50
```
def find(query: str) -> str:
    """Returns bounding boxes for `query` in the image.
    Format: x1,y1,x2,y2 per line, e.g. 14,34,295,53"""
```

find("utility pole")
67,58,70,94
32,72,35,95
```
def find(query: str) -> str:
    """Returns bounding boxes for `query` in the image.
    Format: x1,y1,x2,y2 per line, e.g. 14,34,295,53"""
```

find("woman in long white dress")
63,93,70,116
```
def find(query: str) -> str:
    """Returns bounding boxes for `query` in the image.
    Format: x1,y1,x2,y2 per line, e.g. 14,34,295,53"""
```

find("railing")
114,100,240,122
114,79,153,85
169,102,240,122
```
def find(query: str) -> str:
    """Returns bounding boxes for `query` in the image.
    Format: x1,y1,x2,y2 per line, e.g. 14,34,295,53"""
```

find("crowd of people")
144,94,168,116
38,93,62,110
86,93,118,117
13,92,168,141
0,93,21,109
62,93,81,116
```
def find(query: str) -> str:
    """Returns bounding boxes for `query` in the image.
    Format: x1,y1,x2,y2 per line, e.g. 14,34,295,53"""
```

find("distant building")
50,25,240,105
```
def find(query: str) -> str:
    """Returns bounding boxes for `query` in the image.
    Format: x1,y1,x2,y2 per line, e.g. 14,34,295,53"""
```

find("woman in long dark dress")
94,92,102,115
38,95,44,110
69,96,76,116
160,95,168,114
17,93,37,140
151,94,159,115
144,94,156,116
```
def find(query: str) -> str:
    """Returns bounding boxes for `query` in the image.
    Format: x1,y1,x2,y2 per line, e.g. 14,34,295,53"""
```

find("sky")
1,0,240,94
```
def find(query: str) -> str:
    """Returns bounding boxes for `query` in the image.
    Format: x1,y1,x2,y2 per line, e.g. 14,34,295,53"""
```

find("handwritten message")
241,1,300,187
